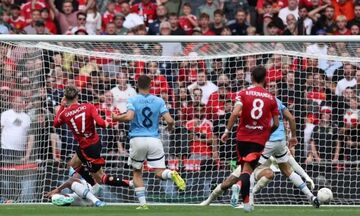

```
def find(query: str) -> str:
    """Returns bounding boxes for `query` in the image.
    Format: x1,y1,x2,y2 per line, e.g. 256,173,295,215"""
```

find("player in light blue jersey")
230,81,319,209
112,75,186,209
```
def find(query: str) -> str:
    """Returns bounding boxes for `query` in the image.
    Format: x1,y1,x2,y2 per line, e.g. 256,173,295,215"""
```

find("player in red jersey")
200,66,279,212
53,86,130,189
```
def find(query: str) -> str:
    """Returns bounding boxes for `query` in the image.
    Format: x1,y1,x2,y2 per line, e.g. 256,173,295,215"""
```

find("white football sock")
71,181,99,204
288,172,313,200
288,156,311,181
252,176,271,194
161,169,172,180
201,184,224,205
135,187,146,205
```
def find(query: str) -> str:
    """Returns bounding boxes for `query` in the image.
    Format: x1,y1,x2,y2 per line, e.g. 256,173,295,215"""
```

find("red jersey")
149,75,170,96
178,15,197,35
235,86,279,145
54,103,107,149
186,119,214,157
131,2,157,24
21,1,47,24
8,16,27,30
102,11,115,30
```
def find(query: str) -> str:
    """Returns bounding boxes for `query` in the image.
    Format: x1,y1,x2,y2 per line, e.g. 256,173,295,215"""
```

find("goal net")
0,36,359,205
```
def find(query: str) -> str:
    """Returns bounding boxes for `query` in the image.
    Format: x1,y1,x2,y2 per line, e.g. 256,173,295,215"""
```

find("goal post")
0,35,359,205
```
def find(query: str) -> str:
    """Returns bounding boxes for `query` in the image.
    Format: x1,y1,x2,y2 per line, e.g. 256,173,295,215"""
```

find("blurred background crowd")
0,0,359,36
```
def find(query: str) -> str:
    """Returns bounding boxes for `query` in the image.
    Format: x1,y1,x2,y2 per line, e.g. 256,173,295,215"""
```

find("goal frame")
1,35,359,206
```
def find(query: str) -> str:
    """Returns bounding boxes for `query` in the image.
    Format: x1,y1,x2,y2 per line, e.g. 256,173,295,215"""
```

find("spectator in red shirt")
332,0,354,22
185,105,218,161
266,54,285,82
131,0,157,25
335,15,351,35
40,8,57,34
199,13,215,35
206,83,234,121
102,1,116,31
146,61,170,96
178,3,198,35
21,0,47,24
8,5,26,30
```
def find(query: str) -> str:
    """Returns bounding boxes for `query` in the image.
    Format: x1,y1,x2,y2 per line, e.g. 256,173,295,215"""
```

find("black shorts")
76,141,105,173
236,141,264,169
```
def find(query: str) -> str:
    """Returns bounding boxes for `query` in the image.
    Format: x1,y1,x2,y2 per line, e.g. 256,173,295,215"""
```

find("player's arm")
112,110,135,122
271,114,279,133
221,103,242,143
45,178,80,198
53,98,66,128
270,98,280,133
112,98,135,122
162,112,174,131
283,108,298,148
91,104,109,128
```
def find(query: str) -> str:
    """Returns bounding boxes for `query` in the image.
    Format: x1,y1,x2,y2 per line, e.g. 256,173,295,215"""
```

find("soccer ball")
51,194,74,206
317,188,333,203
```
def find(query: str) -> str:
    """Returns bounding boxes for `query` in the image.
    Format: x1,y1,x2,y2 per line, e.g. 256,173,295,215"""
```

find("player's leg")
128,138,148,209
287,152,315,190
149,138,186,191
200,172,240,206
70,149,96,186
68,178,105,207
277,159,319,208
77,141,130,187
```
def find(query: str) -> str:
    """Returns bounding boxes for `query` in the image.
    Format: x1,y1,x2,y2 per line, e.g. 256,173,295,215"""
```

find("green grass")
0,205,358,216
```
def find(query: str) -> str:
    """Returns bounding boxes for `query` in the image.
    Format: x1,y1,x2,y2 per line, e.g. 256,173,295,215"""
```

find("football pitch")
0,205,358,216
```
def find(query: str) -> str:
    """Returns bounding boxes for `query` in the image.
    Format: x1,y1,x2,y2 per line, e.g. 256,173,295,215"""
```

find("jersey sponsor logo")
245,124,264,130
65,106,86,117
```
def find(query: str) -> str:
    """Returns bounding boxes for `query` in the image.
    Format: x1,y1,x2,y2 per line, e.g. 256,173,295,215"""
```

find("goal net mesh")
0,40,359,205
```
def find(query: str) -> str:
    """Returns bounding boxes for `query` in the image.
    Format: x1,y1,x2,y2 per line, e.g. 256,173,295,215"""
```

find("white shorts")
258,140,289,164
128,137,166,170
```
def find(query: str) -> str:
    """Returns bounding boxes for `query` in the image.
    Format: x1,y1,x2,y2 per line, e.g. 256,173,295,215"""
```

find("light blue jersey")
127,94,169,138
269,98,287,142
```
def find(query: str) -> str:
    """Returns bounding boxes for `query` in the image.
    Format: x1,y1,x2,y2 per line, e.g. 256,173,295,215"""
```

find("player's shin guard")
239,173,251,204
252,176,271,194
74,166,95,186
288,172,313,200
135,187,146,206
101,175,130,187
71,181,99,205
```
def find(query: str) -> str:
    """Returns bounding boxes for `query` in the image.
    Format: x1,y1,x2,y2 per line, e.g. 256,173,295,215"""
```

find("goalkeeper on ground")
46,168,105,207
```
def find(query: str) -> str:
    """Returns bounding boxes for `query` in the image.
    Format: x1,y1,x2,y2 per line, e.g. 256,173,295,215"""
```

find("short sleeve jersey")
235,86,279,145
127,94,169,138
54,103,106,149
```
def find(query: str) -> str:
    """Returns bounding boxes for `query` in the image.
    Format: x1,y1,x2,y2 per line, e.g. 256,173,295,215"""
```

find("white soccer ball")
317,188,333,203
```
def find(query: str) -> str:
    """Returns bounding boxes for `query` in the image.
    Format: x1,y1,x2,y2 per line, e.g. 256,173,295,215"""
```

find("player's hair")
251,65,267,84
137,75,152,90
64,85,79,100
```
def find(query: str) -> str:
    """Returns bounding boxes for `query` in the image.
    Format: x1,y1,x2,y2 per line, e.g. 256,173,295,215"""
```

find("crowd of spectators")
0,0,359,36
